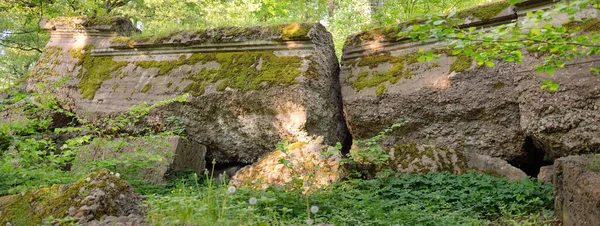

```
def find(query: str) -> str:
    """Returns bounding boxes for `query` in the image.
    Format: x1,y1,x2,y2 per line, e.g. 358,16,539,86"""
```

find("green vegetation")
134,54,215,77
72,45,129,100
401,0,600,89
455,0,512,20
0,169,132,225
346,52,417,93
375,84,387,96
0,86,188,197
449,53,474,73
4,0,598,225
141,83,152,93
132,51,303,96
115,23,314,46
280,23,312,40
563,18,600,33
492,81,506,90
187,52,302,96
112,83,120,92
143,170,555,225
346,49,474,95
0,86,558,225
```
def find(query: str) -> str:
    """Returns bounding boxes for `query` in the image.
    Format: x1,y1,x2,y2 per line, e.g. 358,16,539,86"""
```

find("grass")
0,87,558,226
142,170,555,226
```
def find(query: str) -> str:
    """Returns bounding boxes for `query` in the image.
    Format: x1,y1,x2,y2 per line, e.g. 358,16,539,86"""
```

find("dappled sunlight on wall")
432,75,451,90
274,101,309,142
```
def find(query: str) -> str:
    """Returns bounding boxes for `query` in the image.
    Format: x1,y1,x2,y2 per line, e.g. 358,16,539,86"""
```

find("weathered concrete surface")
340,0,600,164
230,137,342,191
28,18,349,164
0,170,144,225
537,165,554,183
464,152,527,182
342,37,523,161
553,155,600,226
74,136,206,183
351,143,526,181
516,57,600,159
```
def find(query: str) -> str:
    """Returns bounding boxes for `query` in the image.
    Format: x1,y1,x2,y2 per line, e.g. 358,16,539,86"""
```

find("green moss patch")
375,84,388,96
114,23,314,46
0,170,136,225
73,45,129,100
135,51,303,96
112,83,120,92
491,81,505,90
135,54,217,77
563,18,600,33
347,49,473,95
31,46,63,80
304,55,320,79
346,52,418,93
345,21,424,47
449,53,474,73
456,0,511,20
141,83,152,93
280,23,311,40
387,143,468,174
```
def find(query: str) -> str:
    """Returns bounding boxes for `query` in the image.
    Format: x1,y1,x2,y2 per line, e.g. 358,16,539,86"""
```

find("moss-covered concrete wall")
340,0,600,163
28,18,349,164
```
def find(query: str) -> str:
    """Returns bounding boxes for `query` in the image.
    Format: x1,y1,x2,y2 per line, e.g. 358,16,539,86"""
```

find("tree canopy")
1,0,597,88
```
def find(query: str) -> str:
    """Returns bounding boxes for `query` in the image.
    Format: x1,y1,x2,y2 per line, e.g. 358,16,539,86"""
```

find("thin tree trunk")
328,0,336,19
369,0,384,25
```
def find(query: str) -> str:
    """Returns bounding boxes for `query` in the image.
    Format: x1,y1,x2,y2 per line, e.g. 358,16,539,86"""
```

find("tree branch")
0,41,43,53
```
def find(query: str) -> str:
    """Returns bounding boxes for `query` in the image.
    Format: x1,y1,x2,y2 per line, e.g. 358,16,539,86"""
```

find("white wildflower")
115,173,120,178
228,186,236,193
310,205,319,214
249,197,257,205
110,172,114,175
85,177,91,182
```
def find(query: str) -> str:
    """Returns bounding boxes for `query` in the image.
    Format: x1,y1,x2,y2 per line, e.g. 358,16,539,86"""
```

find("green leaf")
476,59,484,66
535,67,544,73
530,28,540,35
545,67,556,74
452,49,463,55
412,25,421,31
433,20,444,25
526,11,535,18
485,61,495,67
447,11,456,18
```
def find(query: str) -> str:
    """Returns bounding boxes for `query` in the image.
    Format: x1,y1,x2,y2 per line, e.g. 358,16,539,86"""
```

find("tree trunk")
369,0,384,24
328,0,336,19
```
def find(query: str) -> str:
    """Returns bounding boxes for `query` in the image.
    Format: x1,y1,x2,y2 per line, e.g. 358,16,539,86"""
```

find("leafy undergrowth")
144,171,556,226
1,87,558,225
